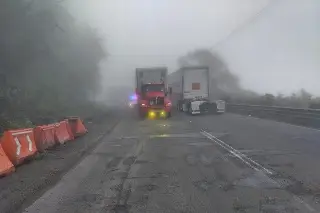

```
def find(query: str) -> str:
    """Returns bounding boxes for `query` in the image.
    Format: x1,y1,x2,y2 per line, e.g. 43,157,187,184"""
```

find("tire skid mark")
103,137,147,212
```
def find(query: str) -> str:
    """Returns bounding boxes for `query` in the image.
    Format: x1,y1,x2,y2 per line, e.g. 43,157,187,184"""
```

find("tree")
263,93,275,106
0,1,106,129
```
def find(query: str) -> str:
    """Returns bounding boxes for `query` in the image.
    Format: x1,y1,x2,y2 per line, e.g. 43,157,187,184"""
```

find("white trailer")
135,67,168,93
168,66,225,115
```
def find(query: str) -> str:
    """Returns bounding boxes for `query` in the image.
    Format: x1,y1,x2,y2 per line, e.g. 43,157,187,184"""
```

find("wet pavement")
24,112,320,212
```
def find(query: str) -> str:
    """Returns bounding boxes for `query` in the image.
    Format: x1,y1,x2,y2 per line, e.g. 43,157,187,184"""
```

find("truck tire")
177,101,183,112
167,112,171,118
188,104,194,115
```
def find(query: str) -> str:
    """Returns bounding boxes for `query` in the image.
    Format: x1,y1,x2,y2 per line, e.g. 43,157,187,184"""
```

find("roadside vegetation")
0,1,106,133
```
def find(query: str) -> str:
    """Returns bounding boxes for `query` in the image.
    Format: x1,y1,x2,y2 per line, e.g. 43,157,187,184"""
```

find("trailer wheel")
188,104,194,115
177,101,183,112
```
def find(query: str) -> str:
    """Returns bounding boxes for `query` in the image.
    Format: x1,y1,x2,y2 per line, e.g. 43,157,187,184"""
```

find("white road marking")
294,196,316,212
42,126,55,130
201,131,273,175
12,130,33,136
14,137,21,155
201,130,316,212
26,135,33,151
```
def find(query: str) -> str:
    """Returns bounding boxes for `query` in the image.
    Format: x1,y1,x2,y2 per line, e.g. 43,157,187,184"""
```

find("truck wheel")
167,112,171,118
188,106,193,115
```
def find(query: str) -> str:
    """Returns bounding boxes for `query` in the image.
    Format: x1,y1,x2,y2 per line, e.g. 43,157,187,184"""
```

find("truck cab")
135,67,172,119
138,83,172,118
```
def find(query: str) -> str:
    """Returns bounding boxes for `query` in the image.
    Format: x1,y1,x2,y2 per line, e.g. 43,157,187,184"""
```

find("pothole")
135,160,150,164
138,184,159,192
193,179,214,192
73,193,104,204
123,156,136,166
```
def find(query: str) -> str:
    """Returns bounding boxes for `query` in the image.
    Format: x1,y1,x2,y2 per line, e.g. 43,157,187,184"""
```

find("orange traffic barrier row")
0,144,15,176
0,116,88,177
54,120,74,144
34,124,57,152
1,128,37,165
66,117,88,137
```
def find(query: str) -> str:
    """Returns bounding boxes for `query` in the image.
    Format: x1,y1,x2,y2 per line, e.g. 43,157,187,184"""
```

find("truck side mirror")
169,87,172,94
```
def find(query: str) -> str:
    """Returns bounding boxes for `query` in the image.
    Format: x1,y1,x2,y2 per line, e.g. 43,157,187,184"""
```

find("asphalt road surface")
23,111,320,213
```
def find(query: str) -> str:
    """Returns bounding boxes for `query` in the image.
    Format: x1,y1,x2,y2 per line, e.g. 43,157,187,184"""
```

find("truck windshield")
142,84,164,93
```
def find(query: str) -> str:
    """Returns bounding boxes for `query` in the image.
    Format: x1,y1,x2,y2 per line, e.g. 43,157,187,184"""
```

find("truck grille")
149,97,164,106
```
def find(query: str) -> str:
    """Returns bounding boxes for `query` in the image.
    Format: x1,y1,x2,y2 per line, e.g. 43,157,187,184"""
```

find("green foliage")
263,93,275,106
0,1,106,132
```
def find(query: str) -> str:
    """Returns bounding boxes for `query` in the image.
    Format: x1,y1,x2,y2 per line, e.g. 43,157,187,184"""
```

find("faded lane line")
201,130,273,175
201,130,316,212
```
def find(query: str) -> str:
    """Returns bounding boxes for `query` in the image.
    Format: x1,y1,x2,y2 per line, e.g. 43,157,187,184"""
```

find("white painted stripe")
14,137,21,155
42,126,55,130
201,130,316,212
201,130,273,175
12,130,33,136
26,135,33,151
294,196,316,212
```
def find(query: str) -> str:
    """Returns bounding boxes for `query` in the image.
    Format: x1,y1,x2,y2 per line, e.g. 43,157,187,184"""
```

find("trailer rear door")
183,68,209,100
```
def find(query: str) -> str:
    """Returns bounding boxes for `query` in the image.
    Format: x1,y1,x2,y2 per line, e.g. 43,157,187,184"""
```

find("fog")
0,0,317,132
0,1,106,128
65,0,319,96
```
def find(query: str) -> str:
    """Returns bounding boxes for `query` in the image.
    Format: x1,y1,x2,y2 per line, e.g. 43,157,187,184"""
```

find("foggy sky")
65,0,320,95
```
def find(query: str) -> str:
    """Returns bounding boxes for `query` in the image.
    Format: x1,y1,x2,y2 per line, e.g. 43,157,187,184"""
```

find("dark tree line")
0,1,106,131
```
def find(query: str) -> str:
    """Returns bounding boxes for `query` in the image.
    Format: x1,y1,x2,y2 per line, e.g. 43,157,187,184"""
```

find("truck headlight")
148,111,156,118
160,111,166,117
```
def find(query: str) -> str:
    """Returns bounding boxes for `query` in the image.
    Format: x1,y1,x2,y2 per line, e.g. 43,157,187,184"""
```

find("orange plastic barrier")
34,124,56,152
65,120,74,139
1,128,37,165
54,121,74,144
0,144,15,176
66,117,88,137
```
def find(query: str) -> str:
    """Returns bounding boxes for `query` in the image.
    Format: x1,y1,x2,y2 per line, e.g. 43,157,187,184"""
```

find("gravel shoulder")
0,113,119,213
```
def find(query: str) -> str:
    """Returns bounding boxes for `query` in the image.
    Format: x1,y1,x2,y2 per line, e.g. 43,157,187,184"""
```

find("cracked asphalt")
23,111,320,212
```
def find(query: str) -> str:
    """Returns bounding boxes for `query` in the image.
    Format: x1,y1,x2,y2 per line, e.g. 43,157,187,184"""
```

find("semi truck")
135,67,172,118
168,66,225,115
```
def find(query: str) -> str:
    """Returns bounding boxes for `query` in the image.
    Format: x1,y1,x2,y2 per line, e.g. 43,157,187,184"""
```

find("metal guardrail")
227,103,320,129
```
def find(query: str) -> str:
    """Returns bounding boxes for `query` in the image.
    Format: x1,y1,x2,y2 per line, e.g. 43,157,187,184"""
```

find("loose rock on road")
23,111,320,212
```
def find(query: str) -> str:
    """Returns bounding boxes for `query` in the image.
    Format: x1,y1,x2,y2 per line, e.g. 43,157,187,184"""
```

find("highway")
23,111,320,212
